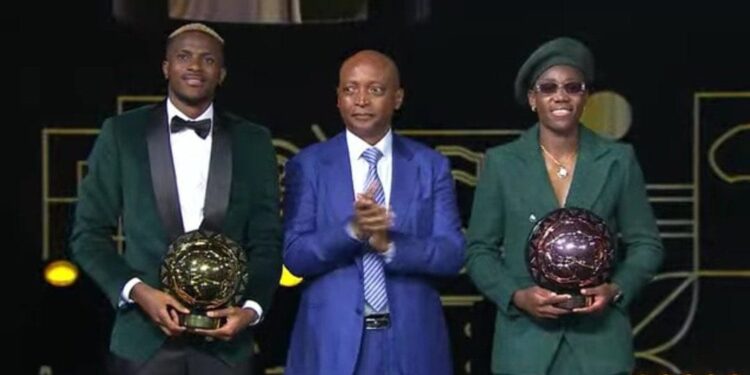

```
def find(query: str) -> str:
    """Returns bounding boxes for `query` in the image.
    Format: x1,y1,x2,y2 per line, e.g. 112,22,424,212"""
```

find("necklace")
540,145,575,179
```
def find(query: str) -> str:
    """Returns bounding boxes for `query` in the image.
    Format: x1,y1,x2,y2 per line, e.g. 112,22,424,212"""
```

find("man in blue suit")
282,50,465,375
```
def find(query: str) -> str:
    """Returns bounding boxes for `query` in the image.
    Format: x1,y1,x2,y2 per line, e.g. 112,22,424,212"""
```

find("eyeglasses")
533,81,587,96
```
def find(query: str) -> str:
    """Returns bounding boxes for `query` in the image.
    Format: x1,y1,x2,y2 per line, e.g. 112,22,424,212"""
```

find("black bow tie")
170,116,212,139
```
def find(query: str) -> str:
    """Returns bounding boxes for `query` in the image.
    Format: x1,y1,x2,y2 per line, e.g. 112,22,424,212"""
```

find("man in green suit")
466,37,664,375
70,23,282,374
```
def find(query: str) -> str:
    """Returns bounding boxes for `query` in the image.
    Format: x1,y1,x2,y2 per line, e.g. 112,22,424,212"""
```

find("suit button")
355,307,363,315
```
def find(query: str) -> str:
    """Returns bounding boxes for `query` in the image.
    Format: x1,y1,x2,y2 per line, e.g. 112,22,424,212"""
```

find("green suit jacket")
70,102,282,364
466,124,664,375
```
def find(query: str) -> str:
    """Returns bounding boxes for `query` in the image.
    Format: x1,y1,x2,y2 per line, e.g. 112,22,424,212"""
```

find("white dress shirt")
346,129,396,314
345,129,396,260
168,100,213,232
120,99,261,325
346,129,392,206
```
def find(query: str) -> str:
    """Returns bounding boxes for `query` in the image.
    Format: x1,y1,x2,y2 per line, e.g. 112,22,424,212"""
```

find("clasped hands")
351,190,395,253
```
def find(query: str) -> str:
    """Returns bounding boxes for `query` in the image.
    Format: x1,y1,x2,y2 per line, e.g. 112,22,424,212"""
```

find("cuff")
345,222,363,242
376,240,396,263
242,300,264,326
118,278,143,307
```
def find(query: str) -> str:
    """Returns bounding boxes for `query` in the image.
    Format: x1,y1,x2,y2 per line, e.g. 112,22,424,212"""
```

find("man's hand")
573,283,620,314
193,307,257,341
512,286,572,319
352,193,392,241
368,230,391,253
130,283,188,336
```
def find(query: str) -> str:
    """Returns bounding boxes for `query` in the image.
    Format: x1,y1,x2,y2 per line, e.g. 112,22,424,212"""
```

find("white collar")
346,128,393,161
166,98,214,123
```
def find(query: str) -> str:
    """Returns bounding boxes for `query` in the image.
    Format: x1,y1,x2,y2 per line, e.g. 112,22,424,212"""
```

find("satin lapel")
564,126,612,210
147,102,184,242
201,112,232,232
390,135,417,232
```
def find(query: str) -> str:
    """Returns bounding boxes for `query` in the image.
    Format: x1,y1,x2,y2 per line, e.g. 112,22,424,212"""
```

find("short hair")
168,23,225,45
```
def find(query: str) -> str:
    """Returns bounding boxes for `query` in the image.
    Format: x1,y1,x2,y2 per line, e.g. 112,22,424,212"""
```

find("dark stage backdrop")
20,2,748,374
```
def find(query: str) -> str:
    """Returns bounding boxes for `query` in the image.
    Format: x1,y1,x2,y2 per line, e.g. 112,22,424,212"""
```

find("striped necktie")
360,147,389,312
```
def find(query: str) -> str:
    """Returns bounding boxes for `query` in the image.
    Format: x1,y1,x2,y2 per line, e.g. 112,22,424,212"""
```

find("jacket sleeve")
611,145,664,308
282,157,363,278
465,151,527,316
241,128,283,312
69,119,136,308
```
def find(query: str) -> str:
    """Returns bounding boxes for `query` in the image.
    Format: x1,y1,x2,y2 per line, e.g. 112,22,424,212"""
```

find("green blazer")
70,103,282,364
466,124,664,375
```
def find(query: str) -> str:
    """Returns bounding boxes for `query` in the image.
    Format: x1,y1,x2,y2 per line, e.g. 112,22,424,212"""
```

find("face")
162,31,226,112
527,65,588,134
337,51,404,144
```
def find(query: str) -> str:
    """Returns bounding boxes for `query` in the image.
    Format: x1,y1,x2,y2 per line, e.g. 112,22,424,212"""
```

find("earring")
531,105,536,112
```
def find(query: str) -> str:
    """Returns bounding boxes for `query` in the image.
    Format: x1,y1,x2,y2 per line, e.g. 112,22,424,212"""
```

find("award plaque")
160,230,248,329
527,207,614,310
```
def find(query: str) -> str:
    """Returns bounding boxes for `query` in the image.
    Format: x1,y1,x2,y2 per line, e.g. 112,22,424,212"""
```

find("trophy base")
180,313,221,330
555,294,592,310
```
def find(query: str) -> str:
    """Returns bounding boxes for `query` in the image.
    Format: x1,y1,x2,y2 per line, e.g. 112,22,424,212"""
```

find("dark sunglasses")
534,81,587,96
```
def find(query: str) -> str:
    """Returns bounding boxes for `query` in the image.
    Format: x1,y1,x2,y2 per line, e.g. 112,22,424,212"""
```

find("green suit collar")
509,123,614,212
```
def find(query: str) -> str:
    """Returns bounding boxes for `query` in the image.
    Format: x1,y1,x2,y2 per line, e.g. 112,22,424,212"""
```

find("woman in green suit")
465,37,664,375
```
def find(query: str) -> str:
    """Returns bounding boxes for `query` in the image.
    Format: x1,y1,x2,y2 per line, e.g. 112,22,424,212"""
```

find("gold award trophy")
160,230,248,330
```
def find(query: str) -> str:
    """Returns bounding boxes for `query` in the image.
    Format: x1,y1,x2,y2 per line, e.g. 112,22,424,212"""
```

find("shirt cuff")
345,222,362,241
378,241,396,263
119,277,143,307
242,300,264,326
346,222,394,261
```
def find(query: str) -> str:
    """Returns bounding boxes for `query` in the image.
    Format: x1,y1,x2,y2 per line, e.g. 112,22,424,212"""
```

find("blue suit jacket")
283,132,465,375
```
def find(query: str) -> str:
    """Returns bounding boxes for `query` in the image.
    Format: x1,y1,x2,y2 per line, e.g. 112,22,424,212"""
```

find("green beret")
513,37,594,104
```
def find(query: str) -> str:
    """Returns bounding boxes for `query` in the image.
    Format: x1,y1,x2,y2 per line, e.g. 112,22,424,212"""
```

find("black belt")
364,313,391,330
